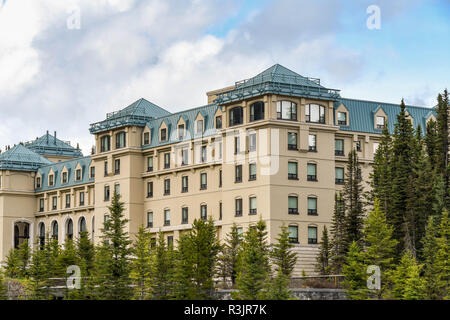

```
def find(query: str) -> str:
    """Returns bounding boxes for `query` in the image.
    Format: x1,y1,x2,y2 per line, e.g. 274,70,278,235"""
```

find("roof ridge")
339,97,432,110
148,103,219,123
38,155,91,168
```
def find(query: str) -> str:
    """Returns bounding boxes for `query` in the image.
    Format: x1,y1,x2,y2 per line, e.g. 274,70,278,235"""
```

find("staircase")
291,244,320,276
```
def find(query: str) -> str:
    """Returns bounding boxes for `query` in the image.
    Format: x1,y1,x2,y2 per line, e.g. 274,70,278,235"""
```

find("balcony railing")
288,208,299,214
307,175,317,181
335,150,344,156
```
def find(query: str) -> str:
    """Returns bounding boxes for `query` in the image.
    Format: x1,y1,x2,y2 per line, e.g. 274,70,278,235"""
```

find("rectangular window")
114,159,120,174
39,198,44,212
104,161,108,177
229,107,243,126
147,181,153,197
306,104,325,123
200,173,207,190
75,169,81,181
201,145,207,163
182,149,189,165
250,102,264,122
249,163,257,181
215,116,222,129
309,134,317,152
104,215,110,231
36,177,41,188
52,196,57,210
49,175,54,186
307,163,317,181
65,194,70,208
308,226,318,244
182,176,188,193
147,212,153,228
249,133,257,152
288,162,298,180
196,120,203,134
178,124,185,139
337,112,347,125
249,197,257,215
160,128,167,141
235,165,242,183
218,141,223,160
277,101,297,120
164,179,170,195
288,132,298,150
143,132,150,145
234,136,240,154
219,169,222,187
80,192,85,206
356,140,362,152
288,226,298,243
100,135,111,152
335,167,344,184
164,209,170,226
182,207,189,224
373,142,380,154
288,196,298,214
114,184,120,196
219,202,222,220
104,185,110,201
164,153,170,169
90,166,95,178
235,198,242,216
376,116,385,129
167,236,173,247
147,157,153,172
115,132,126,149
200,204,207,220
335,139,344,156
62,172,68,183
308,197,318,215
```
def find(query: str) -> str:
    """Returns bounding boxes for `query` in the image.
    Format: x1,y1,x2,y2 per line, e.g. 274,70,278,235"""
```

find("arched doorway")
66,218,73,240
13,221,30,249
79,217,86,234
51,221,58,241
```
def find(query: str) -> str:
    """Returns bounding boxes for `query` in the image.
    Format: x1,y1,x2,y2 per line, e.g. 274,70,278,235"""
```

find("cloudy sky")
0,0,449,155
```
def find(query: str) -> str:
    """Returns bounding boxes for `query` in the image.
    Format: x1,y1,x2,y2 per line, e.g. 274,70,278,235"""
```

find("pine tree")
45,236,61,279
271,224,297,278
0,270,7,300
17,240,31,278
342,241,369,300
29,244,52,300
217,224,241,287
234,221,270,300
421,216,440,299
265,271,291,300
173,233,196,300
435,90,449,181
56,238,78,278
98,192,133,299
434,210,449,299
151,232,175,299
390,251,426,300
343,149,365,249
330,192,347,274
425,119,439,171
315,226,331,275
4,248,21,278
130,226,152,300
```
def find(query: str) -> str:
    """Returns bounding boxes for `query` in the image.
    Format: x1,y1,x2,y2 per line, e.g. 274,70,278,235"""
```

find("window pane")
376,116,385,125
335,167,344,179
288,196,298,208
338,112,346,122
289,226,298,238
250,163,256,175
288,162,297,174
308,197,317,209
288,133,297,145
250,197,256,209
282,101,292,119
309,134,316,147
310,105,319,122
308,226,317,239
335,139,343,151
307,164,316,175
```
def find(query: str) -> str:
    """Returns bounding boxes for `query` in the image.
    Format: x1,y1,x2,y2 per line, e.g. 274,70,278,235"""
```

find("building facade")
0,64,436,274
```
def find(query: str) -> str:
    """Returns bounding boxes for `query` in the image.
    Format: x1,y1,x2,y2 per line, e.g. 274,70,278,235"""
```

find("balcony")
288,208,299,214
308,238,318,244
235,210,242,217
249,208,257,215
288,173,298,180
307,175,317,181
288,144,298,151
308,209,318,216
181,187,188,193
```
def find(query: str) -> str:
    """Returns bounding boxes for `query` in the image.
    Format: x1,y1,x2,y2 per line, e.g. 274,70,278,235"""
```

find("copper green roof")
25,132,83,158
214,64,340,104
90,98,171,134
0,144,52,171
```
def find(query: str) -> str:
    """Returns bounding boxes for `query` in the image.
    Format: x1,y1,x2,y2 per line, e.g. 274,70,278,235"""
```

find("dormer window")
337,112,347,125
306,104,325,124
115,132,126,149
76,169,82,181
49,174,54,186
215,116,222,129
143,132,150,145
376,116,385,129
36,177,41,188
277,101,297,121
100,135,111,152
196,120,203,134
62,172,68,184
160,128,167,141
250,102,264,122
178,124,185,139
229,106,243,126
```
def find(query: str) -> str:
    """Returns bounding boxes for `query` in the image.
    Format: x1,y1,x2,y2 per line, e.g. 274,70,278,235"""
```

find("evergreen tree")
17,240,31,278
271,224,297,278
0,271,7,300
390,251,426,300
434,210,449,299
421,216,440,299
98,192,133,299
425,119,439,171
330,192,347,274
29,244,52,300
151,232,175,299
315,226,331,275
3,248,21,278
342,241,369,300
56,238,78,278
130,226,152,300
234,221,270,300
435,90,449,181
45,236,61,279
264,271,291,300
343,149,365,248
217,224,241,287
173,234,196,300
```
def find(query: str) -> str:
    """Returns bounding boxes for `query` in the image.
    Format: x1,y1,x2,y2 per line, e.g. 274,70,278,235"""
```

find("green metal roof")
36,156,94,192
90,98,171,134
0,144,52,171
334,98,436,134
215,64,340,104
25,132,83,158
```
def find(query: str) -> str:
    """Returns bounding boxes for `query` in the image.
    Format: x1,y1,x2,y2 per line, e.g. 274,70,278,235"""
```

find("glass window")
51,221,58,240
309,134,317,152
90,166,95,178
164,209,170,226
308,197,318,215
277,101,297,120
178,124,185,139
234,136,240,154
147,212,153,228
249,197,257,215
288,162,298,179
114,159,120,174
249,163,257,180
376,116,385,129
143,132,150,145
164,153,170,169
235,198,242,216
356,140,362,152
200,173,207,190
147,157,153,172
100,135,111,152
335,167,344,184
288,226,298,243
182,207,188,224
216,116,222,129
335,139,344,156
307,163,317,181
160,128,167,141
80,191,85,206
164,179,170,195
219,202,222,220
36,177,41,188
308,226,318,244
39,198,44,212
115,132,126,149
52,196,57,210
201,204,207,220
250,101,264,122
288,132,297,150
219,169,222,187
66,219,73,240
147,181,153,197
196,120,203,134
167,236,173,247
235,165,242,183
62,172,67,183
249,133,257,152
65,194,71,208
182,176,188,193
229,107,243,126
79,217,86,234
104,161,108,176
201,145,207,163
76,169,81,180
306,104,325,123
114,184,120,196
288,196,298,214
337,112,347,125
373,142,380,154
104,185,110,201
49,175,54,186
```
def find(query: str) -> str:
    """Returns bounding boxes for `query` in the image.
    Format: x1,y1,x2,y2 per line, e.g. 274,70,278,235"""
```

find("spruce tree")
315,226,331,275
330,192,347,274
435,90,449,180
217,224,241,286
17,240,31,278
173,233,196,300
271,224,297,278
151,232,175,299
265,271,291,300
425,119,439,171
4,248,21,278
130,226,152,300
0,270,7,300
421,216,440,299
342,241,369,300
434,210,449,299
98,192,133,299
56,238,78,278
343,149,365,248
390,251,426,300
29,244,52,300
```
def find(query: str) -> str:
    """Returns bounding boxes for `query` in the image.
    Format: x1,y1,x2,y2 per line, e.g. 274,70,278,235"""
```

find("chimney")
46,130,49,144
54,131,57,145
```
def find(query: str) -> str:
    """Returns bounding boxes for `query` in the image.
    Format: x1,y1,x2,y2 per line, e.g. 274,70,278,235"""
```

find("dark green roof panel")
0,144,52,171
25,132,83,158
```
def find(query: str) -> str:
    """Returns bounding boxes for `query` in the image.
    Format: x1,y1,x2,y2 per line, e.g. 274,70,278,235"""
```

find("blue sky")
0,0,448,154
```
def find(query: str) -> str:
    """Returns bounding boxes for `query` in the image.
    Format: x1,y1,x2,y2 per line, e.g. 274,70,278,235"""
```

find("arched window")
79,217,86,234
66,219,73,240
100,135,111,152
14,225,19,248
38,222,45,249
13,222,30,249
51,221,58,241
229,107,243,126
250,102,264,122
306,104,325,124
